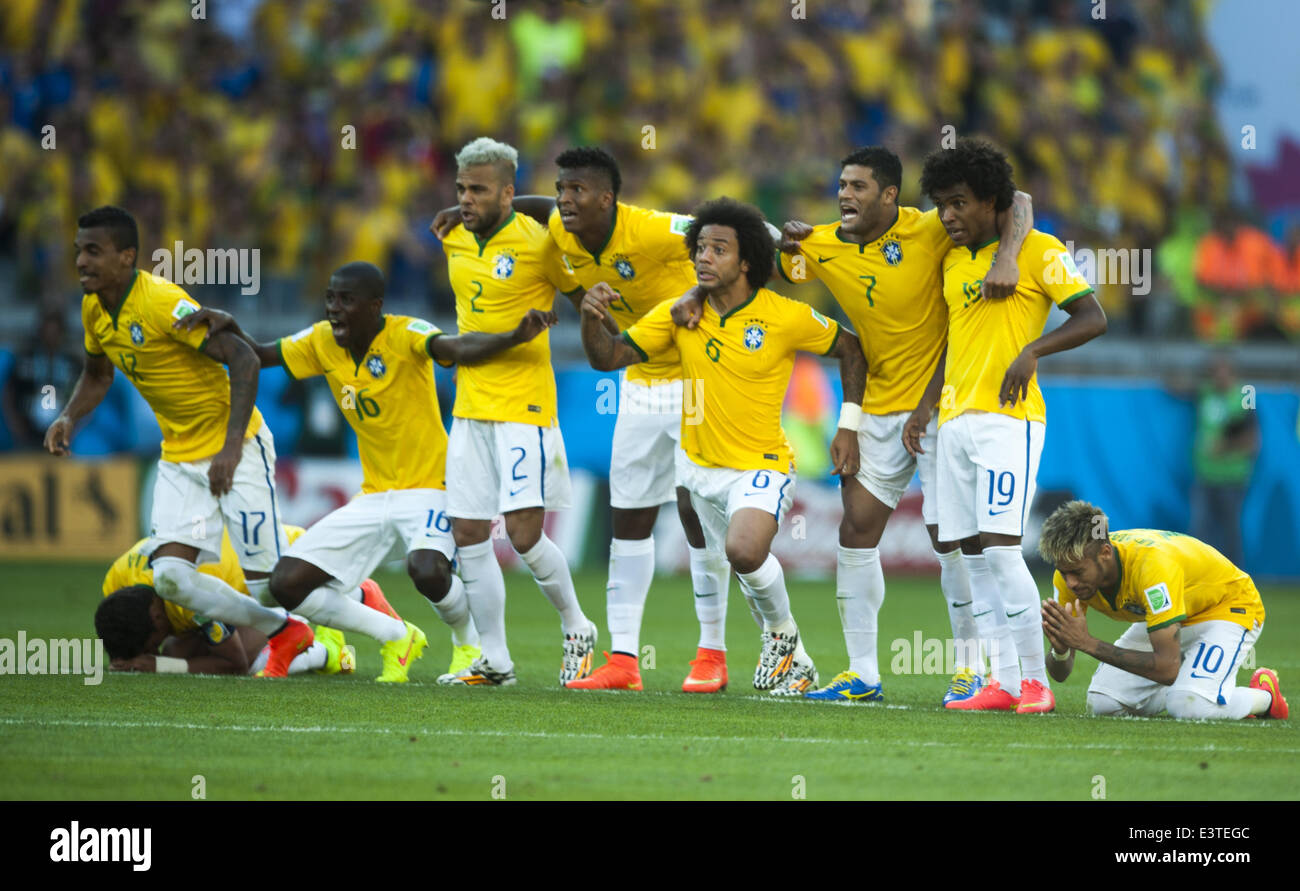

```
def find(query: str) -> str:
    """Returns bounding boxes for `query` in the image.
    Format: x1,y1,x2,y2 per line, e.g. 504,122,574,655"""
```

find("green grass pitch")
1,561,1296,800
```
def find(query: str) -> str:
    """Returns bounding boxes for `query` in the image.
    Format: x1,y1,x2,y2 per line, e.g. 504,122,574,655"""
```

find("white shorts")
610,377,682,509
1088,620,1261,715
146,427,288,573
853,411,938,524
675,450,795,553
286,488,455,591
446,418,572,520
936,412,1045,541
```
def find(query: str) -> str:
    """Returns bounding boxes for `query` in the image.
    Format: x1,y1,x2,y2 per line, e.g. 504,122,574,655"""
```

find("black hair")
555,146,622,198
77,206,139,257
331,261,385,301
95,585,157,660
684,197,774,291
840,146,902,193
919,137,1017,212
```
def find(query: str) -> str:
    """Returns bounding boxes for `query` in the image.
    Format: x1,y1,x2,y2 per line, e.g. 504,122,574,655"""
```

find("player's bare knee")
611,506,657,540
406,551,452,601
505,512,543,552
268,563,308,610
725,541,767,575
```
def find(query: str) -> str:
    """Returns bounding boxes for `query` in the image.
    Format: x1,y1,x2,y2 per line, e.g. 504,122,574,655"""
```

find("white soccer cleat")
559,621,598,685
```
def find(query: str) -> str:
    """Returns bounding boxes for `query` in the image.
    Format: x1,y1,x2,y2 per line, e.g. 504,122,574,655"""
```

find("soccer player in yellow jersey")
764,146,1034,705
907,139,1108,713
433,145,733,692
176,261,556,682
95,526,357,677
47,206,310,669
582,198,868,696
436,138,598,687
1038,501,1287,720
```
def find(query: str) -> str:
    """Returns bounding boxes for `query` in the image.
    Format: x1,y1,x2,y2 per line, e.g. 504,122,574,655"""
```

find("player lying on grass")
50,206,310,666
175,261,556,680
581,197,867,695
675,146,1034,704
1038,500,1287,720
96,527,354,676
904,138,1107,714
433,145,733,693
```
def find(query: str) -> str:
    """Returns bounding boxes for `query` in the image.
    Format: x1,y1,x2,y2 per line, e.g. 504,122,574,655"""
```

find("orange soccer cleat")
1015,678,1057,714
360,578,401,620
256,617,314,678
566,651,643,690
1249,668,1289,719
682,647,728,693
946,679,1020,711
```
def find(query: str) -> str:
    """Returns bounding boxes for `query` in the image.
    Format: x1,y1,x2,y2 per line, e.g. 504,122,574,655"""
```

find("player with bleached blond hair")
1038,500,1286,721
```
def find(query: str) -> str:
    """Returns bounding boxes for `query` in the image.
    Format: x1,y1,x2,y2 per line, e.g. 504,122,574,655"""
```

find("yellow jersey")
277,316,448,494
442,211,580,426
939,230,1093,426
1053,530,1264,633
777,207,949,415
81,269,265,462
103,525,305,639
623,288,840,472
548,201,693,383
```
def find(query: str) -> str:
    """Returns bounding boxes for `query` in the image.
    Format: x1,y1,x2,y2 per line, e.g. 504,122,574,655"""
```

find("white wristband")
837,402,863,431
1050,647,1071,661
154,656,188,674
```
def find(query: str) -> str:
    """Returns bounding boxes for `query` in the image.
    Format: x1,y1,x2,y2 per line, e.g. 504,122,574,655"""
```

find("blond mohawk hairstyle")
454,137,518,181
1038,500,1109,565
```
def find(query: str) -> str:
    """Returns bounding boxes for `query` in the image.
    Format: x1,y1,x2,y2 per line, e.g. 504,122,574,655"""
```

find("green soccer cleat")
377,621,427,683
447,643,482,677
313,626,356,675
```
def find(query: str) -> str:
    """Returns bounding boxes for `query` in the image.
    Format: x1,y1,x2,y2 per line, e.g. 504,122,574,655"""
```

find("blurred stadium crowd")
1,0,1297,342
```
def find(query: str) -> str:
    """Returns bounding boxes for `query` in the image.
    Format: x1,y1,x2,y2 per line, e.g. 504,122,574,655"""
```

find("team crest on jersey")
366,355,386,378
880,240,903,265
743,323,766,352
492,251,516,280
613,256,636,280
129,322,145,345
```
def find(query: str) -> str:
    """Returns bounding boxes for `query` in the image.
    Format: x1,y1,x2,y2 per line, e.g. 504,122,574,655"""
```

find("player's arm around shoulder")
582,282,655,372
427,309,558,366
172,307,282,368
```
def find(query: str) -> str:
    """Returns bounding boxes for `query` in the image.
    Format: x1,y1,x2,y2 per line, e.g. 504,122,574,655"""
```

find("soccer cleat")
360,578,401,621
313,626,355,675
753,629,800,690
1250,668,1289,719
256,618,314,678
446,643,482,677
941,668,984,706
566,651,642,690
559,621,598,685
377,620,427,683
946,679,1020,711
770,657,819,697
438,657,517,686
682,647,728,693
1016,678,1056,714
804,670,883,702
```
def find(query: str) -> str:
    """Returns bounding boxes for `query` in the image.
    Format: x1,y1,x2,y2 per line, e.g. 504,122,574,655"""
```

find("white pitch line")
1,717,1296,755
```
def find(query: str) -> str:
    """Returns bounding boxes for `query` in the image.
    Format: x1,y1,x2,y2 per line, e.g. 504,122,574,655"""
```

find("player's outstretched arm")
172,307,282,368
903,345,947,457
429,196,558,238
200,332,260,496
999,293,1107,408
581,283,643,371
429,309,558,366
982,191,1035,300
44,352,115,456
827,328,866,477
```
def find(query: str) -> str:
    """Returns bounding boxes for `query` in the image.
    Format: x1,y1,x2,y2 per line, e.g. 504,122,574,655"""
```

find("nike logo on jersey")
816,255,836,264
952,601,972,608
971,610,992,618
243,549,263,558
509,487,527,497
570,260,588,268
988,509,1012,516
1005,607,1030,618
